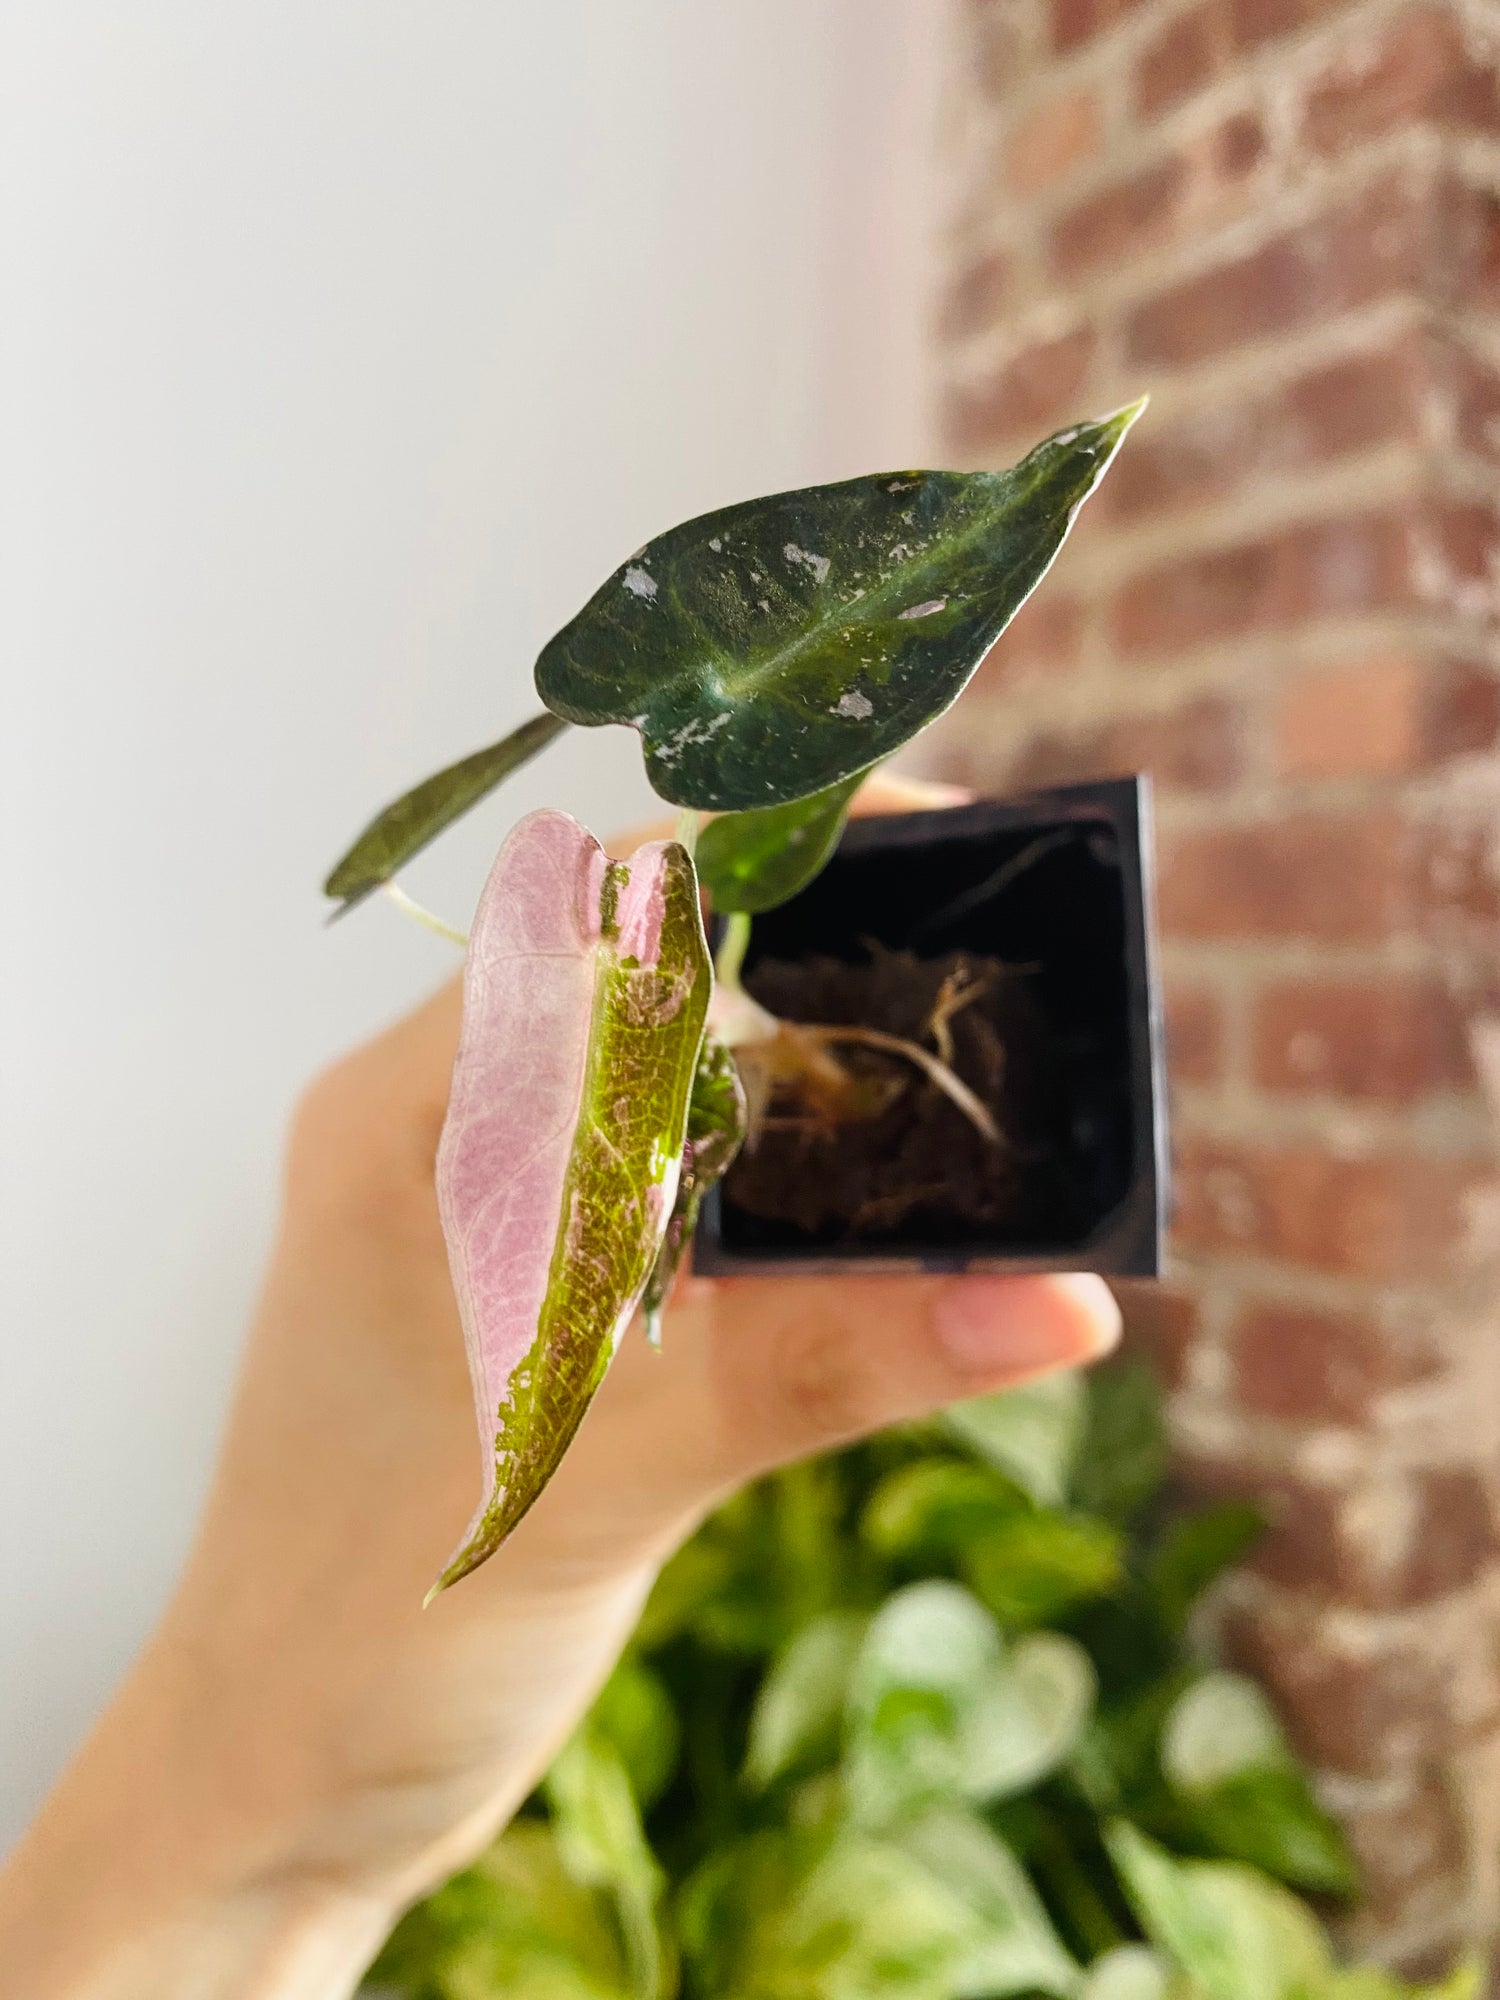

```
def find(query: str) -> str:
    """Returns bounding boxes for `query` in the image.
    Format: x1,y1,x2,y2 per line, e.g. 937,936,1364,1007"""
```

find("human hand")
0,773,1120,2000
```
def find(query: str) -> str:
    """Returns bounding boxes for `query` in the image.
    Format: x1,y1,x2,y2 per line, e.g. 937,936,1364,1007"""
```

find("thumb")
690,1270,1120,1494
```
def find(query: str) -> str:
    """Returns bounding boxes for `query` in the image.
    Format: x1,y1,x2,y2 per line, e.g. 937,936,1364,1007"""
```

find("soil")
722,944,1073,1247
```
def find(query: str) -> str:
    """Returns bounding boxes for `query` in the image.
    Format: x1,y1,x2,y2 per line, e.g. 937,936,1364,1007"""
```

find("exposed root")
925,963,996,1067
795,1022,1001,1145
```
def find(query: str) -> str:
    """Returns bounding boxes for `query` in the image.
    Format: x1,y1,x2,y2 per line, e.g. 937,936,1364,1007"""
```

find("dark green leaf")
322,710,567,911
963,1512,1124,1629
1148,1505,1266,1635
545,1731,667,1999
589,1655,681,1814
1073,1361,1170,1523
535,407,1145,811
860,1457,1029,1563
696,769,868,915
1184,1771,1360,1898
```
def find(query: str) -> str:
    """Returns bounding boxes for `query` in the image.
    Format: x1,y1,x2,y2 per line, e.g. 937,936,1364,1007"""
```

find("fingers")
605,769,973,859
699,1272,1119,1486
568,1271,1118,1542
846,771,971,819
498,1270,1117,1584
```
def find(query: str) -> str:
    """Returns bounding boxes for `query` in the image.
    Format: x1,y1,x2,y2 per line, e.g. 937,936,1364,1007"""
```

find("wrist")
0,1629,402,2000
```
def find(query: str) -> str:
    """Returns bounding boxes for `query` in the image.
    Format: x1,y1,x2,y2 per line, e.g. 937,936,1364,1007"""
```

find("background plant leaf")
967,1631,1098,1802
1160,1675,1291,1795
534,407,1145,811
369,1820,633,1999
962,1513,1123,1630
1147,1507,1266,1636
744,1610,869,1790
546,1729,670,2000
896,1807,1082,1997
860,1458,1030,1564
322,710,567,912
1184,1772,1360,1899
1071,1362,1170,1526
940,1372,1086,1509
695,769,869,914
431,810,710,1594
1104,1821,1331,2000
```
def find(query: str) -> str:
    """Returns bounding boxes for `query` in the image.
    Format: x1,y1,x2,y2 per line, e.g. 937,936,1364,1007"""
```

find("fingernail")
934,1274,1120,1378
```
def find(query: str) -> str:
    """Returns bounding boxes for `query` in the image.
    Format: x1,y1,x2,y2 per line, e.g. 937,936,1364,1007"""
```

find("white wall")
0,3,938,1848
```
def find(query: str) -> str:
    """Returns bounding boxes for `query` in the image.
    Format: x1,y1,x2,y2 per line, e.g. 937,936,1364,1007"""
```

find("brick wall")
927,0,1500,1966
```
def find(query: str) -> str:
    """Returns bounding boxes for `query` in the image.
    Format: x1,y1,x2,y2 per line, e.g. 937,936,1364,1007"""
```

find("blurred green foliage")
368,1362,1477,2000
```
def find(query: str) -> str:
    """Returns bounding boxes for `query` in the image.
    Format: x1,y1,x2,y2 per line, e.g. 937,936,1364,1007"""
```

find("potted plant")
323,402,1163,1597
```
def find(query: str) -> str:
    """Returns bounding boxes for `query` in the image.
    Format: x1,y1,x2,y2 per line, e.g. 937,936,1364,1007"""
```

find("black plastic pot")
692,775,1166,1279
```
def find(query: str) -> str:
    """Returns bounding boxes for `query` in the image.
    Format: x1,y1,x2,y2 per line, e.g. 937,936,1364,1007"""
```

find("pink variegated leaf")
431,809,711,1597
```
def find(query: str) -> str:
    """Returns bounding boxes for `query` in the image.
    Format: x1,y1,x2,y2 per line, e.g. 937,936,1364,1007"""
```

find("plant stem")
673,808,701,857
383,881,470,948
715,910,752,994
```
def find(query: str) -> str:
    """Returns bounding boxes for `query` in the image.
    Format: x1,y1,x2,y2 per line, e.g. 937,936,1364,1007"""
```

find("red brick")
1103,345,1423,523
1419,817,1500,935
939,251,1013,342
1113,511,1413,657
1444,337,1500,466
1115,1278,1200,1390
1429,498,1500,609
1228,1297,1443,1425
1158,810,1410,942
1127,175,1426,366
1253,977,1472,1102
1172,1132,1484,1280
1302,6,1500,154
1276,654,1500,778
1344,1775,1471,1942
1228,0,1348,52
1134,2,1222,119
1005,694,1244,795
1225,1601,1460,1773
1435,174,1500,311
1211,108,1267,177
969,589,1084,694
1166,981,1224,1085
1050,0,1148,54
1403,1470,1500,1602
966,0,1028,95
1185,1456,1500,1607
1008,84,1103,195
944,326,1097,453
1053,157,1188,278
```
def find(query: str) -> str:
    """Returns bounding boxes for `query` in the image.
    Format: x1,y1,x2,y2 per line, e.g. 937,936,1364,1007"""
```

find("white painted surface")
0,3,938,1846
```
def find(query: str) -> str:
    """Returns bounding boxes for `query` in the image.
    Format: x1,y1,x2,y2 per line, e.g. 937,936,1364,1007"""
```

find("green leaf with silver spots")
534,405,1145,811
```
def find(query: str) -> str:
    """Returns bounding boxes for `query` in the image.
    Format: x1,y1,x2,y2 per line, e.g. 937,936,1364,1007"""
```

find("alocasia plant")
324,403,1146,1594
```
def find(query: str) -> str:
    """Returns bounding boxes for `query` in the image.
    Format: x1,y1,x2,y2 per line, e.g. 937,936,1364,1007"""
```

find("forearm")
0,1551,657,2000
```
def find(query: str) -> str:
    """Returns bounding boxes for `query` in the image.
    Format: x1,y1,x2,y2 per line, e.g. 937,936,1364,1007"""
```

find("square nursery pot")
693,775,1167,1279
